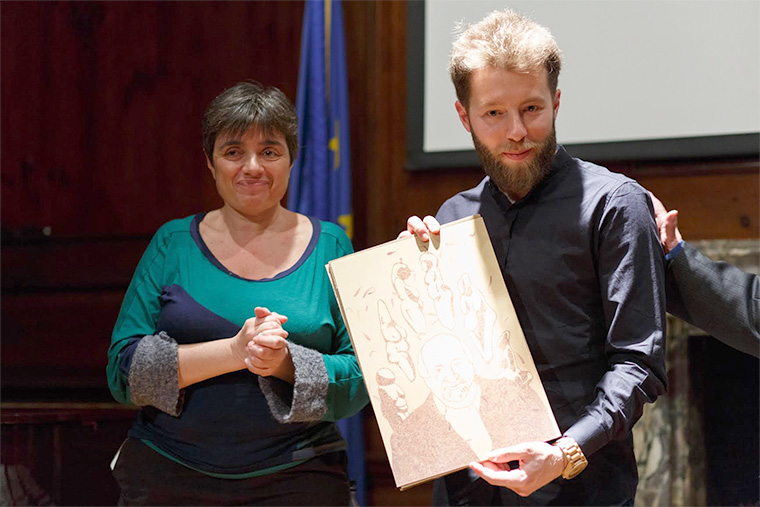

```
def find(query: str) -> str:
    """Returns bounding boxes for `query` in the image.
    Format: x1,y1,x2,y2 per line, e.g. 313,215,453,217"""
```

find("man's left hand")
469,441,564,497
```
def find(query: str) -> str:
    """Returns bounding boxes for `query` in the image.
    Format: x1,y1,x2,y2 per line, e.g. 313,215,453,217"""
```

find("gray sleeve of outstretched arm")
666,242,760,358
259,342,330,423
128,331,183,416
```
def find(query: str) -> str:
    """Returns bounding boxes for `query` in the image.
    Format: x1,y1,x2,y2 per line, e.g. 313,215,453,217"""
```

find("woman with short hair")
107,81,367,506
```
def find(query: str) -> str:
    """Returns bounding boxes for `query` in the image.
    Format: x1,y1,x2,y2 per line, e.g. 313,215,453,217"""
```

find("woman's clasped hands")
234,307,294,382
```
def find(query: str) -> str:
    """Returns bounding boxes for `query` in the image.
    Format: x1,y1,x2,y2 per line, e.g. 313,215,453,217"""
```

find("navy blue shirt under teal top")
107,213,367,477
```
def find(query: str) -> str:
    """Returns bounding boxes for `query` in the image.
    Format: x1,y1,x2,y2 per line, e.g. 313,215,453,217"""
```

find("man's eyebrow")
476,96,549,109
522,95,549,104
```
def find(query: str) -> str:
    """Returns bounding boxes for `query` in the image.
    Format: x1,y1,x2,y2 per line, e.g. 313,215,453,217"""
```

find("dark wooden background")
2,1,757,505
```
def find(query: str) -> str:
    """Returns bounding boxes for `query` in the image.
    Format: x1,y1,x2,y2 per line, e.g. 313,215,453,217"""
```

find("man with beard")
402,8,667,506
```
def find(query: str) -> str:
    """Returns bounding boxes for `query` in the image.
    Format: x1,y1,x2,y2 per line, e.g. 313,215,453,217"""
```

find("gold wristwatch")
553,436,588,480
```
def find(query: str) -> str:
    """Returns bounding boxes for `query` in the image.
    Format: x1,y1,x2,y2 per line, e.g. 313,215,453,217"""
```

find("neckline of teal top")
189,212,322,283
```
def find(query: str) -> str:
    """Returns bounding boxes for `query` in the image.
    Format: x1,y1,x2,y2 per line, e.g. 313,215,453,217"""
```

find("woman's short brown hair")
202,81,298,164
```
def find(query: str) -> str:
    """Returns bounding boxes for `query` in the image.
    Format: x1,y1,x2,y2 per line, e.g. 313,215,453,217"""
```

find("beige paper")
327,215,560,490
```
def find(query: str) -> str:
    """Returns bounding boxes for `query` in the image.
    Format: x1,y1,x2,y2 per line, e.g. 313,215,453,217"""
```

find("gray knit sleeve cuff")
259,342,329,423
128,331,183,417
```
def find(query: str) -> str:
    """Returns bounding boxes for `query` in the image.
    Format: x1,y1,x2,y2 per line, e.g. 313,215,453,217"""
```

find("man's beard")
471,124,557,201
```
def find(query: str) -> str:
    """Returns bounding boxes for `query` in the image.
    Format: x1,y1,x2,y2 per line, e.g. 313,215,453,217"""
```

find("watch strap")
554,436,588,480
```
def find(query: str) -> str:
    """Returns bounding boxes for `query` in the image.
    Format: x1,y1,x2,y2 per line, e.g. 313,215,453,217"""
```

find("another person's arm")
650,192,760,357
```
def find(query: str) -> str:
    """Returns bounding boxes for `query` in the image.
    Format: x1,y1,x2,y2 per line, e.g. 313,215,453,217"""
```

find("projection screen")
406,0,760,169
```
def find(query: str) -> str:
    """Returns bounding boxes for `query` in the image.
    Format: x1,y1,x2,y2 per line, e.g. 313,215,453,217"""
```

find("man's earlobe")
455,101,472,133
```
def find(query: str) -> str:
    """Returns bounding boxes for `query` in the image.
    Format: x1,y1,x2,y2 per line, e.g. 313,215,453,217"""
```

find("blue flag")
289,0,365,504
289,0,353,238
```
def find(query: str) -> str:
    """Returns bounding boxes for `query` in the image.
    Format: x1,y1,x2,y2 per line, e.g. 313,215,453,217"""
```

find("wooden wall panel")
345,0,483,251
636,171,759,240
2,239,148,290
2,291,124,385
1,1,303,239
1,0,305,380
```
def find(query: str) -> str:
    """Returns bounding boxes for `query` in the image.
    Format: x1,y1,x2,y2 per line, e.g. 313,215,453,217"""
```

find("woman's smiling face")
207,126,292,217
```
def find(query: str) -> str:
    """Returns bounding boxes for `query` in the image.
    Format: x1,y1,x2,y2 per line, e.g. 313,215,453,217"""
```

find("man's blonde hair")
449,9,562,107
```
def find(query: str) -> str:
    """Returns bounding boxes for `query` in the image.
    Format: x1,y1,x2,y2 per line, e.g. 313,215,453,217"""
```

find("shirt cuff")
259,342,329,423
128,332,183,417
563,415,607,458
118,338,141,378
665,240,684,262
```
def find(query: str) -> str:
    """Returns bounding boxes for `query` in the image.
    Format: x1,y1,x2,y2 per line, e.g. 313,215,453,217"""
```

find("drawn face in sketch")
418,334,477,409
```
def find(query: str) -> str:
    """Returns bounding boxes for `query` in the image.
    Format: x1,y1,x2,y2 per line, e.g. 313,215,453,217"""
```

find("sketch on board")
376,368,410,427
378,300,415,381
419,252,456,330
327,215,560,489
391,261,427,334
